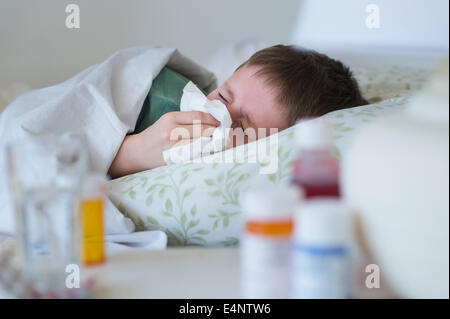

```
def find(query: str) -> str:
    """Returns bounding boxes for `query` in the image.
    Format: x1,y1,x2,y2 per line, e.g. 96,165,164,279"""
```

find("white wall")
3,0,448,90
291,0,449,50
0,0,301,89
289,0,449,69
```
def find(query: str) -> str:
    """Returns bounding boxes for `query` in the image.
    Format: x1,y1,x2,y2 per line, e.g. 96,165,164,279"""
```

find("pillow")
107,65,429,247
352,65,430,103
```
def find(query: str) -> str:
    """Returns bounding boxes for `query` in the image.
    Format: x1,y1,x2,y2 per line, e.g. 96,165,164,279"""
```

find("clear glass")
7,134,88,296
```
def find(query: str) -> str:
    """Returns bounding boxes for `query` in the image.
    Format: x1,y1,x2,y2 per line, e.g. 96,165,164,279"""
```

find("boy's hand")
137,110,220,165
108,111,220,178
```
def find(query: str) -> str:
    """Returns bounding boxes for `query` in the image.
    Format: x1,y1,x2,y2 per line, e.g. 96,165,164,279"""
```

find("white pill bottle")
240,184,301,299
292,199,354,299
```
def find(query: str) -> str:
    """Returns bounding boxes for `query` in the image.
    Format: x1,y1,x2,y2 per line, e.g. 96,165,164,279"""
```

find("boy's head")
207,45,368,142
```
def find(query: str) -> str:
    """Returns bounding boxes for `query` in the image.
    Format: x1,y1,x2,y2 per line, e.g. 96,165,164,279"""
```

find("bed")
106,60,434,247
0,45,444,248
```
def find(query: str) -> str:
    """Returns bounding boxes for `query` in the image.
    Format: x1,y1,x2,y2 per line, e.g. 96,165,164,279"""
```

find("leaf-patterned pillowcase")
107,65,428,247
352,65,430,103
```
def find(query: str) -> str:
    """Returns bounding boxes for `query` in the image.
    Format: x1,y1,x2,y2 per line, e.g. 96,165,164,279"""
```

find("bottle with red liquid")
291,119,340,199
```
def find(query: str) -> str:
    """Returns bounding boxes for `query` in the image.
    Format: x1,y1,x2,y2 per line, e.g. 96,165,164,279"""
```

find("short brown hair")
239,45,368,125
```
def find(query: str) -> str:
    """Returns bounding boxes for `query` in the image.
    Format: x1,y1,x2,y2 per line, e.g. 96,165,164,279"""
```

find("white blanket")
0,46,218,250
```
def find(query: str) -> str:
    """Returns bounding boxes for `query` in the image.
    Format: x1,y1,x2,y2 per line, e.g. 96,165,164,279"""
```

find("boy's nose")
230,121,240,129
226,104,240,122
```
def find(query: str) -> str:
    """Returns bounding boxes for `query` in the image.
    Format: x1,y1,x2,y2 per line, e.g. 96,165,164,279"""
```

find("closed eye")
218,92,229,104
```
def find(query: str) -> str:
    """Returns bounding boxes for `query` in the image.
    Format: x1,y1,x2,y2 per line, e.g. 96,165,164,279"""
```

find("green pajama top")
132,67,191,134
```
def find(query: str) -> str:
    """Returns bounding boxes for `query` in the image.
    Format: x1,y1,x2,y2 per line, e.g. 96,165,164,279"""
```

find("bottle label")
292,247,351,299
241,234,291,299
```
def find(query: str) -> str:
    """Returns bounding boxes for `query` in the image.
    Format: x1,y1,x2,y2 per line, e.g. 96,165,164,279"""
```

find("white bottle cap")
242,183,303,222
294,199,352,246
295,118,334,150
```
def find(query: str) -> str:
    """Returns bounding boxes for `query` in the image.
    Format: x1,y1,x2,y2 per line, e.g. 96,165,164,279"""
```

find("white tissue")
162,81,232,164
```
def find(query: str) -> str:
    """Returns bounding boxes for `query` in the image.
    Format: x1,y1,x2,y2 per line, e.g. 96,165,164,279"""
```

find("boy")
109,45,367,178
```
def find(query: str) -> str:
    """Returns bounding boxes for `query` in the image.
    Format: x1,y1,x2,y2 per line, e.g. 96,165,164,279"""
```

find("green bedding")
132,67,190,134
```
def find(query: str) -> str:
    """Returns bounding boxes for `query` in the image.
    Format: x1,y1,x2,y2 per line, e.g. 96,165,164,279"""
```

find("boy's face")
207,65,289,145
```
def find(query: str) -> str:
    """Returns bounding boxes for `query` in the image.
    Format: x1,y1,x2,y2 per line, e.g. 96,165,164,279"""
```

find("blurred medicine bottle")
292,199,354,299
291,119,340,199
240,184,302,299
79,173,106,266
56,136,107,266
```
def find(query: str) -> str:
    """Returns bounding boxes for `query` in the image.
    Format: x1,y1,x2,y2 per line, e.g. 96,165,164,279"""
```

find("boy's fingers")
180,124,216,138
167,137,202,149
167,124,216,141
172,111,220,126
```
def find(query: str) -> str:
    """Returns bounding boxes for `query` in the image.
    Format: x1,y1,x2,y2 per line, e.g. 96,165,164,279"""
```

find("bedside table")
1,246,395,299
87,248,241,299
